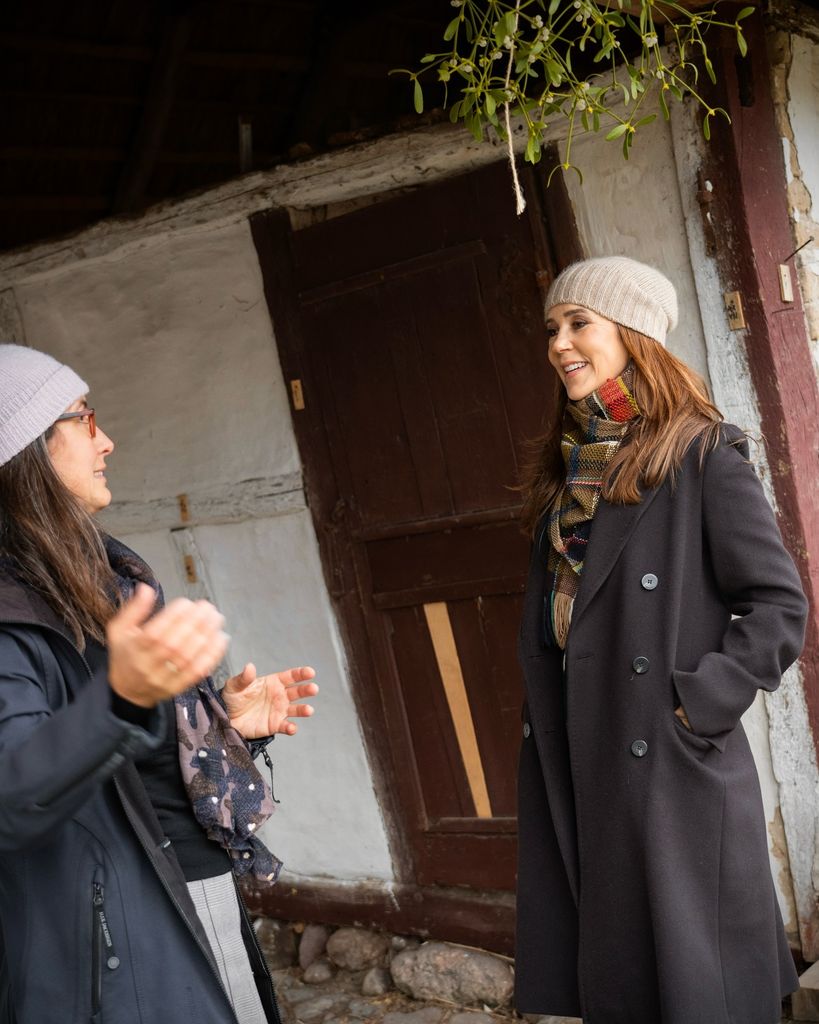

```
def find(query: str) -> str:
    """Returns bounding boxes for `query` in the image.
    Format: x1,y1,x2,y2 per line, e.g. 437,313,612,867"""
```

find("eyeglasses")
55,408,96,438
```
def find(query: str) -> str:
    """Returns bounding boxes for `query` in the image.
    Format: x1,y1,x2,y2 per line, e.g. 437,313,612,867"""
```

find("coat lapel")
570,483,662,628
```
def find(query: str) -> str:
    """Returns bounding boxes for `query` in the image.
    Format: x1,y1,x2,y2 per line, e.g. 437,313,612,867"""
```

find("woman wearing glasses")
0,344,317,1024
515,258,806,1024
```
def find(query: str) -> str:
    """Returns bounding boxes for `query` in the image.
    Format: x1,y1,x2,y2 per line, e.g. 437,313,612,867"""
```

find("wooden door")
251,162,562,892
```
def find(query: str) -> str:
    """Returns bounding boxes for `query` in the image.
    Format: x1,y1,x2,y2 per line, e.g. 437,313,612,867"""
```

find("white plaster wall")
563,120,711,385
786,35,819,367
12,222,300,500
194,514,392,879
6,220,394,883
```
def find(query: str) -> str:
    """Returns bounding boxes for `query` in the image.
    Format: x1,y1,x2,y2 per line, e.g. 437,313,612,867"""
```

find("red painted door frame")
700,12,819,761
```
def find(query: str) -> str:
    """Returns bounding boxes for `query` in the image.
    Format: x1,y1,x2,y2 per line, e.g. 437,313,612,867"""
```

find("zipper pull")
93,882,119,967
261,748,280,804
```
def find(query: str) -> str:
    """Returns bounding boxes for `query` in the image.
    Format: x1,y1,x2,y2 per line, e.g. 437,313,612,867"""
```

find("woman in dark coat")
0,344,318,1024
515,257,807,1024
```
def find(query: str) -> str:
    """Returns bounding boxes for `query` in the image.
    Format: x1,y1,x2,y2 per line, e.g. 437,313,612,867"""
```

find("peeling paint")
769,805,800,944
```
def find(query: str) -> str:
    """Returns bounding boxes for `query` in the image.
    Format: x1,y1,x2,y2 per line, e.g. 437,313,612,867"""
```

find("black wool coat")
515,425,807,1024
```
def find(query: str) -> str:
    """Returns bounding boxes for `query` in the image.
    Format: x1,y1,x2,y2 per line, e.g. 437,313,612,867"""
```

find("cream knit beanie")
545,256,678,346
0,344,88,467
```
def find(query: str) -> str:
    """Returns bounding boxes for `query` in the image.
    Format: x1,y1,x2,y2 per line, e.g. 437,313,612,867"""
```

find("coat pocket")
90,868,121,1022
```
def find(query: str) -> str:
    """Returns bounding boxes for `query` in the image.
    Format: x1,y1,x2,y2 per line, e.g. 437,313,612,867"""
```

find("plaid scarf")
545,365,640,649
105,536,283,884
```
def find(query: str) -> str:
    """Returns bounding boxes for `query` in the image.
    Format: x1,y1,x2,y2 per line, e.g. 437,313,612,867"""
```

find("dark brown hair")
0,430,117,647
520,326,724,536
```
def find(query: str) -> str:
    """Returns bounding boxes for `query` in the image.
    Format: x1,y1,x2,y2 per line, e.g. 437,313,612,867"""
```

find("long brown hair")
520,326,724,536
0,430,117,648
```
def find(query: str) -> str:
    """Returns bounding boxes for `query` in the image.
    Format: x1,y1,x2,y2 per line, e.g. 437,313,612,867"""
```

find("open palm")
222,663,318,739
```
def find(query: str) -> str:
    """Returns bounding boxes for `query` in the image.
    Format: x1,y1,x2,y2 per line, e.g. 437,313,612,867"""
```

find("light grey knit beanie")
545,256,678,346
0,344,88,467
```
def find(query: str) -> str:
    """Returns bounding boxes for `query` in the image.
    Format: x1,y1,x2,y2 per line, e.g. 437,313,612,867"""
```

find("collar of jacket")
0,561,76,640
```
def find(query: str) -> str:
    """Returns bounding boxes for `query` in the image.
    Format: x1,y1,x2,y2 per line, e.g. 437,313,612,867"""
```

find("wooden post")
700,12,819,760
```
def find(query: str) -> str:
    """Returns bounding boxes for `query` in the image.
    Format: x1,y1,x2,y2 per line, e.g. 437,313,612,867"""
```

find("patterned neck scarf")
104,536,282,884
545,364,640,649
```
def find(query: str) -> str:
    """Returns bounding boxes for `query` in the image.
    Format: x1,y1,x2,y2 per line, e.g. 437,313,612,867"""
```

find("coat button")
641,573,658,590
632,656,650,674
107,956,121,970
631,739,649,758
523,722,531,739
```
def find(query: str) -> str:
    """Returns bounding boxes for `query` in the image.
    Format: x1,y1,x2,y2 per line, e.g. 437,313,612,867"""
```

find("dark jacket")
0,569,281,1024
515,425,807,1024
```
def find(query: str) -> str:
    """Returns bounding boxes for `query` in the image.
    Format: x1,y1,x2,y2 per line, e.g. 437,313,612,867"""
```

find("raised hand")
107,583,229,708
221,663,318,740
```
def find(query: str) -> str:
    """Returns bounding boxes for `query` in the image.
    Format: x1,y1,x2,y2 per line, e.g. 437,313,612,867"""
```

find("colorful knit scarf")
105,536,283,884
545,365,640,649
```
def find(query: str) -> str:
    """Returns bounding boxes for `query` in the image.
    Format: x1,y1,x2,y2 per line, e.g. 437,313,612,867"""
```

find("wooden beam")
241,875,516,956
279,1,386,151
0,32,152,61
0,145,126,162
700,14,819,763
112,12,191,213
0,196,109,212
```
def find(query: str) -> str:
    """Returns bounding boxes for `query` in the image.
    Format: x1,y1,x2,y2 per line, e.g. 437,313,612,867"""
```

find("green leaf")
704,57,716,84
668,82,683,101
623,134,631,159
443,15,460,41
465,113,483,141
549,0,560,15
581,109,590,131
659,87,670,120
635,113,657,127
593,109,600,131
413,79,424,114
485,94,497,116
736,6,755,19
703,113,711,140
736,30,748,57
449,100,462,122
546,60,562,85
504,11,517,35
606,122,629,139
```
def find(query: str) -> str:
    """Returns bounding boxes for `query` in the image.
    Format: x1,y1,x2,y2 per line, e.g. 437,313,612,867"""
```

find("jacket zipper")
91,882,102,1017
113,777,241,1024
91,874,120,1018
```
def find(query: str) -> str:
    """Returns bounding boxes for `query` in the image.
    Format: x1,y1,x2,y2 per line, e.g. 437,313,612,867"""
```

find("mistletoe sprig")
392,0,754,185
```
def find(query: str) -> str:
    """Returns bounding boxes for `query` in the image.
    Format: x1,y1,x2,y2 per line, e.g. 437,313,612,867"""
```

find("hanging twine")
503,0,526,215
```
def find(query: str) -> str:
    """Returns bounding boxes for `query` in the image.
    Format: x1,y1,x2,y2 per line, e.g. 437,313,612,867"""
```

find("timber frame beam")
700,10,819,762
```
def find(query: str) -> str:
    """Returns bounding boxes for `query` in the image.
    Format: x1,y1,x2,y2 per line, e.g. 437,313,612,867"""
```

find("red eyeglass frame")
55,408,96,437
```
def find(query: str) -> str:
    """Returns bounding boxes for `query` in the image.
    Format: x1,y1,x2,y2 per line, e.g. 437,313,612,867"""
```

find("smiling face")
47,398,115,515
546,304,630,401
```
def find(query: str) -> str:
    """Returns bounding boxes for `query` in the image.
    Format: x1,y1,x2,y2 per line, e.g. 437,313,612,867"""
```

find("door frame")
247,154,583,947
